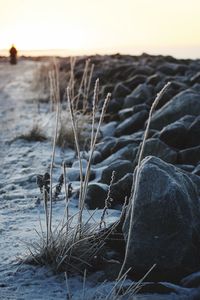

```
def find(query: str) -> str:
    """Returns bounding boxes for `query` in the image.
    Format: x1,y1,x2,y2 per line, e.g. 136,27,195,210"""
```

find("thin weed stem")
49,61,60,237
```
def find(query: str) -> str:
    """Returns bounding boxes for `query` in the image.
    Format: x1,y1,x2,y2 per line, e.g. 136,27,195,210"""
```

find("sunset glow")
0,0,200,58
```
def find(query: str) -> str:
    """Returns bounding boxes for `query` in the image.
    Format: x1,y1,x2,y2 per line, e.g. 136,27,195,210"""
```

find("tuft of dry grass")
17,124,47,142
25,59,113,279
32,63,51,104
56,112,91,150
25,221,108,274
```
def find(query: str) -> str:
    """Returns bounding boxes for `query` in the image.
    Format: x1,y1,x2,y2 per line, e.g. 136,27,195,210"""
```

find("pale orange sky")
0,0,200,58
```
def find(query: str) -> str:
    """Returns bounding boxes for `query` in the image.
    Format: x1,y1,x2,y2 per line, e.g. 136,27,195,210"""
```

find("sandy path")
0,60,69,300
0,60,41,145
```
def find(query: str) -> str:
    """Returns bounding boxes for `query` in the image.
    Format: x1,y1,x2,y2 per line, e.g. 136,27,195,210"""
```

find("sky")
0,0,200,58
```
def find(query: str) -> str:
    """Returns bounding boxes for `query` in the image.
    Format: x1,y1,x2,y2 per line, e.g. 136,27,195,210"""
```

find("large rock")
118,103,149,121
123,83,153,108
96,143,139,167
157,62,188,76
187,116,200,148
96,136,117,160
146,73,162,85
178,145,200,165
133,138,177,165
100,159,133,184
123,156,200,279
68,159,96,181
96,136,140,161
85,183,108,209
158,115,195,149
124,74,147,90
114,110,148,137
191,72,200,85
110,173,133,205
193,164,200,176
154,81,187,109
106,99,122,115
150,89,200,130
131,66,154,76
113,82,131,98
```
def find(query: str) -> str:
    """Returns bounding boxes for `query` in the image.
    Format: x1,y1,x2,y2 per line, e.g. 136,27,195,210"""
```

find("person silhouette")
9,44,17,65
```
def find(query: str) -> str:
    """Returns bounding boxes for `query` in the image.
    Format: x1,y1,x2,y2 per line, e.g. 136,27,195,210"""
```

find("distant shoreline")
0,46,200,60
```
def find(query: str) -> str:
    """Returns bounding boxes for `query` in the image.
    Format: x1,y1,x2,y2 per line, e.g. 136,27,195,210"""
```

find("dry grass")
17,124,47,142
25,221,108,274
32,63,51,103
56,111,91,150
25,59,112,277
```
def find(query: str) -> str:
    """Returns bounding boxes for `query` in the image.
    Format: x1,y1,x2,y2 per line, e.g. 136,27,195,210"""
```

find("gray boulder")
69,159,96,180
154,81,187,109
110,173,133,205
181,271,200,288
175,164,195,173
85,183,108,209
150,89,200,130
191,72,200,85
187,116,200,148
133,138,177,165
193,164,200,176
124,74,146,90
123,83,153,108
157,62,188,76
95,143,139,167
158,115,195,149
114,110,148,137
113,82,131,98
85,174,134,209
96,135,140,161
123,156,200,278
147,73,162,85
178,145,200,165
100,159,133,184
118,103,149,121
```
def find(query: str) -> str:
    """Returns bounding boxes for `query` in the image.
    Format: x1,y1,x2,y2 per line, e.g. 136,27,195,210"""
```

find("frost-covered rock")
110,173,133,205
157,62,188,76
123,83,153,108
123,156,200,279
178,145,200,166
118,103,149,121
150,89,200,130
100,159,133,184
114,110,148,137
133,138,178,165
158,115,195,149
85,183,108,209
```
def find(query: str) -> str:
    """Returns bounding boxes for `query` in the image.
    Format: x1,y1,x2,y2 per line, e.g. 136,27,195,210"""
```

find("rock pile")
60,53,200,281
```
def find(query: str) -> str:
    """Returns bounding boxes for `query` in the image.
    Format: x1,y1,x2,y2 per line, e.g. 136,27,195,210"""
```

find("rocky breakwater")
60,54,200,288
83,54,200,213
74,55,200,285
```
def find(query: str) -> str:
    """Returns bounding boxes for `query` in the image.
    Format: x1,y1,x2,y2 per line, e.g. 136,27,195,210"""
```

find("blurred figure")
9,44,17,65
